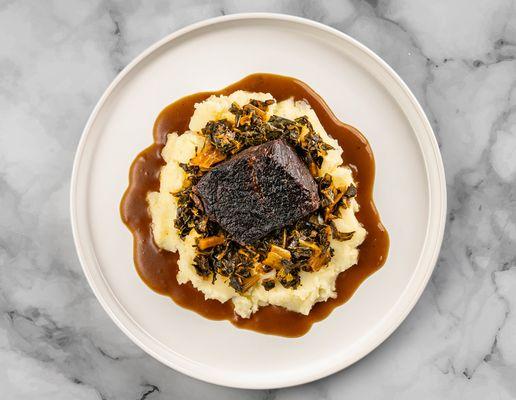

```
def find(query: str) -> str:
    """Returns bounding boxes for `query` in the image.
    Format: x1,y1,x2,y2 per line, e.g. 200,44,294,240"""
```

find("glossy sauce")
120,73,389,337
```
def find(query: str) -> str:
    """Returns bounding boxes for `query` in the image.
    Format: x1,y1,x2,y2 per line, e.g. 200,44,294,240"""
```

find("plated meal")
73,15,446,387
121,73,389,336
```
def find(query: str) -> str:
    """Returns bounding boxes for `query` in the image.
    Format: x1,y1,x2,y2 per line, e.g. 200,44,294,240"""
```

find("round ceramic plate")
71,14,446,389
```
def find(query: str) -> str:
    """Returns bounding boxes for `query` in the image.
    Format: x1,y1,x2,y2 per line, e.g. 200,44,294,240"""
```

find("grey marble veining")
1,0,515,399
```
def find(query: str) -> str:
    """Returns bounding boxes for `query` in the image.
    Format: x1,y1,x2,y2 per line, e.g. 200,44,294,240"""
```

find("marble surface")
1,0,515,398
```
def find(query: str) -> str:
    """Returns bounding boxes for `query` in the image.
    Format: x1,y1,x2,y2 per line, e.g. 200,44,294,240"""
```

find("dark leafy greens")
173,99,357,293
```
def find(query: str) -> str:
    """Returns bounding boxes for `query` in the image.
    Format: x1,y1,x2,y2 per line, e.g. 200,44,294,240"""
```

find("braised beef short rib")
193,139,320,245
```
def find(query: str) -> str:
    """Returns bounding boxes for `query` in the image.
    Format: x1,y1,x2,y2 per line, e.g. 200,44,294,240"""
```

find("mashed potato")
147,91,366,318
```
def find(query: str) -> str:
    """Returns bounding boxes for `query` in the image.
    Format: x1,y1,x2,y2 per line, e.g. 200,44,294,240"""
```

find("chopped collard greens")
173,99,357,293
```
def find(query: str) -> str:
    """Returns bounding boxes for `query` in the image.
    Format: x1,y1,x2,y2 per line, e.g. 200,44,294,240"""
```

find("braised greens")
174,99,356,293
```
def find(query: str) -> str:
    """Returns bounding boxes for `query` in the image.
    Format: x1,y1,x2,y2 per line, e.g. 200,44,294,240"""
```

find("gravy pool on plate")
121,73,389,337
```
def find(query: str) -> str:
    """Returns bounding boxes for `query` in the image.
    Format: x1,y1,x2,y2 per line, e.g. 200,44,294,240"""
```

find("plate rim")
70,12,447,389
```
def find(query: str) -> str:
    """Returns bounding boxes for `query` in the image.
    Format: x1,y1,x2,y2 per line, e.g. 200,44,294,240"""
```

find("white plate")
70,14,446,389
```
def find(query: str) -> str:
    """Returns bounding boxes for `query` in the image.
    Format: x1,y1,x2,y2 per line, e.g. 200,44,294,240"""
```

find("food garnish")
175,99,357,293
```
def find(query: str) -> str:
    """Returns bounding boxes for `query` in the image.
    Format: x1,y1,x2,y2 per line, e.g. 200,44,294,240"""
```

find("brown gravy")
120,73,389,337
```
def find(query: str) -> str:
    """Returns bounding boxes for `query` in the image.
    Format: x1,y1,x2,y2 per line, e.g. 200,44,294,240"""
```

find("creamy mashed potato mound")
147,91,366,318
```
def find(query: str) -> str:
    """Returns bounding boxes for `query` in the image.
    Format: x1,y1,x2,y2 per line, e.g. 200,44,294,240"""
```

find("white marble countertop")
1,1,515,399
